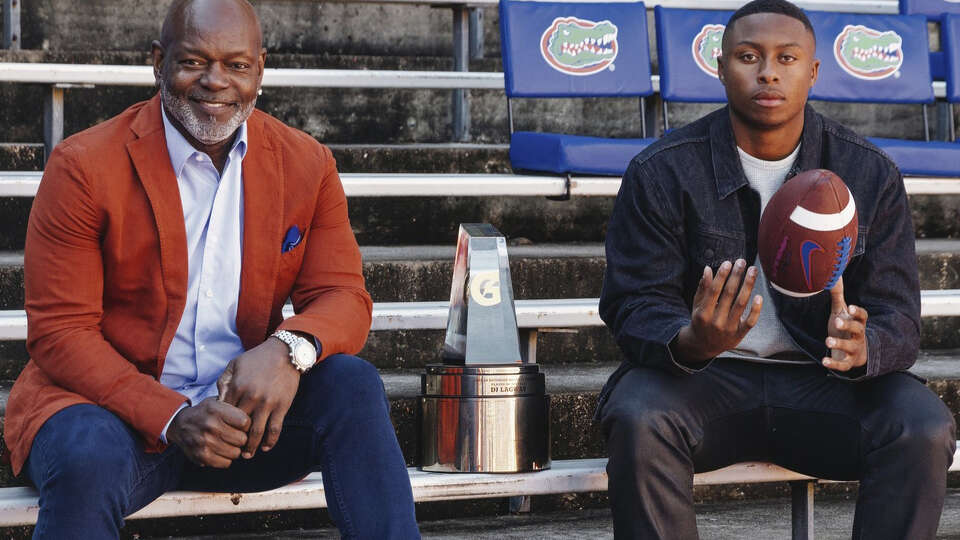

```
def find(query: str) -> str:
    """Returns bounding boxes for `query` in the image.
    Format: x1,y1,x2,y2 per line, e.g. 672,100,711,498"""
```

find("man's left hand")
822,277,869,373
217,337,301,459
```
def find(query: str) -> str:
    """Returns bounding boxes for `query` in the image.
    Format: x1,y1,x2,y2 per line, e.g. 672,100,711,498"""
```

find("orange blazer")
4,95,373,475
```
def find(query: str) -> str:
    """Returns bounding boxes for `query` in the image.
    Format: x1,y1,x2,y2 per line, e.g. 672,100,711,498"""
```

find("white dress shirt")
158,107,248,440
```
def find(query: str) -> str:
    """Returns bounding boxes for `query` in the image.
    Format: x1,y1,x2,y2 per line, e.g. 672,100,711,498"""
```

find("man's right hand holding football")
167,398,251,468
671,259,764,366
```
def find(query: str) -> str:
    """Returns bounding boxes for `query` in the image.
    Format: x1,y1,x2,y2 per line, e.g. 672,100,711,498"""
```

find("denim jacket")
599,105,921,385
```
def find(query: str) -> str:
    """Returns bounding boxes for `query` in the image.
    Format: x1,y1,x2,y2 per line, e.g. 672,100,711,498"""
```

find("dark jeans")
598,359,956,540
24,354,420,540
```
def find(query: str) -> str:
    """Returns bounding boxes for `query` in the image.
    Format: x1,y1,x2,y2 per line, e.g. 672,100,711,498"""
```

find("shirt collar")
161,105,248,177
709,104,823,200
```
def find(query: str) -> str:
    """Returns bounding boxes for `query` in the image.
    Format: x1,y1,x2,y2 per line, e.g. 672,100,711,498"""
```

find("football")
758,169,858,297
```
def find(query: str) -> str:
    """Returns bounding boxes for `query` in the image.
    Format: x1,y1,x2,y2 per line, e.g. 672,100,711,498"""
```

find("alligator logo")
540,17,618,76
692,24,725,78
833,25,904,80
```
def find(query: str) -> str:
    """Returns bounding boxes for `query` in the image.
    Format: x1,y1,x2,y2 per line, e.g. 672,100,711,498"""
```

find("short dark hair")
725,0,816,42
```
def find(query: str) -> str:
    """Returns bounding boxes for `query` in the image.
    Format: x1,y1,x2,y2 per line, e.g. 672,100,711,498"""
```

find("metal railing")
0,293,957,340
0,455,920,527
2,171,959,198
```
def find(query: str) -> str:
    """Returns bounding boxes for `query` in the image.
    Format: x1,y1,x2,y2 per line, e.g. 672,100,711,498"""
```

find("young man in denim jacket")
598,1,955,538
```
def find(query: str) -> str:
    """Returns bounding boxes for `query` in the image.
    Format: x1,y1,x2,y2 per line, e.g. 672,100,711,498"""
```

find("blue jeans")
599,359,956,540
24,354,421,539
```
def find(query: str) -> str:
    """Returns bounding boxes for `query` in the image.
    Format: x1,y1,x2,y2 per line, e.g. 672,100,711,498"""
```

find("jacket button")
704,249,715,259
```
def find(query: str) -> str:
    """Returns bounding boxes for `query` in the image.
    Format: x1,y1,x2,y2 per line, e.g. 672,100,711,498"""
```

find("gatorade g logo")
540,17,618,75
469,270,502,307
692,24,725,78
834,25,904,80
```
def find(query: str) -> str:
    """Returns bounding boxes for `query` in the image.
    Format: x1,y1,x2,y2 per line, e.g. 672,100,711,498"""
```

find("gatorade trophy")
419,224,551,473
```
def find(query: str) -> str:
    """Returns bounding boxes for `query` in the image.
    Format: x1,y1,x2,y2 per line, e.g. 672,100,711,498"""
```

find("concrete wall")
15,0,501,56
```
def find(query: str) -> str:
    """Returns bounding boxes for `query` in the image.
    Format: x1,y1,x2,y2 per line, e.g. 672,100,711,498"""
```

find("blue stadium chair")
900,0,960,17
900,0,960,80
806,11,960,176
653,7,733,129
945,13,960,141
499,0,655,176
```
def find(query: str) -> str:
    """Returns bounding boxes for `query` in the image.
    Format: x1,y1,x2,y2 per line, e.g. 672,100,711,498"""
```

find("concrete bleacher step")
0,240,956,306
330,143,510,174
6,1,503,57
0,145,41,172
1,58,947,147
0,351,958,480
0,82,943,148
1,142,509,175
0,241,955,375
0,176,954,250
0,48,512,146
0,190,952,250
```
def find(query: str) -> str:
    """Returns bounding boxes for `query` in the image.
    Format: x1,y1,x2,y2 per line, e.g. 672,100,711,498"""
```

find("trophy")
419,224,551,473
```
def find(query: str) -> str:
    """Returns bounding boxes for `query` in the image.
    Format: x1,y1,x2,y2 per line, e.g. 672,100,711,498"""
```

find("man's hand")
822,277,869,372
672,259,763,365
217,337,302,459
167,398,251,468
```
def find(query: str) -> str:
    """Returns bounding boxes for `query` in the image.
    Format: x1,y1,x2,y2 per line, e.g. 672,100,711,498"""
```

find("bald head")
160,0,262,51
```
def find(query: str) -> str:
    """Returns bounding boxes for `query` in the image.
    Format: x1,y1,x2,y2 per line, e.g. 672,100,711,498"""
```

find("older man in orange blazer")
3,1,420,538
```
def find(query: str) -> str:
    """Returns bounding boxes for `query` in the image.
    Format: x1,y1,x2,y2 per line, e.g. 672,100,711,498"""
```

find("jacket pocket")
691,228,743,268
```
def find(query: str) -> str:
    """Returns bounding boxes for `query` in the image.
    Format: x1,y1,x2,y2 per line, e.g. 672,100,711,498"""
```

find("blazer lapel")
236,112,283,349
126,96,189,367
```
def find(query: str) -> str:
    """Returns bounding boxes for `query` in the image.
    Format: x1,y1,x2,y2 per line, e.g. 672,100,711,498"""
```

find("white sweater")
723,144,809,363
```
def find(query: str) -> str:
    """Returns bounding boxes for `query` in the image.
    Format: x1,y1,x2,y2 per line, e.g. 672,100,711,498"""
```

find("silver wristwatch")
272,330,317,373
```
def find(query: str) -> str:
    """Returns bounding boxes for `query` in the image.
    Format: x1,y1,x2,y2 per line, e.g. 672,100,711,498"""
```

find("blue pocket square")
282,226,302,253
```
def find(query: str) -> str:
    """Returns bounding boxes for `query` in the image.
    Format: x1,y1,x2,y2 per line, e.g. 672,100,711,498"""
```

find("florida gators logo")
540,17,618,76
833,25,904,80
692,24,725,78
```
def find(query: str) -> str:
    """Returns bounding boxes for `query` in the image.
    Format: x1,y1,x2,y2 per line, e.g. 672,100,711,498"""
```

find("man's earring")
257,88,263,96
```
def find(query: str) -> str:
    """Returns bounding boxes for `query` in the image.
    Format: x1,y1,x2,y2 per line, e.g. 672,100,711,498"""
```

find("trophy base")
418,364,551,473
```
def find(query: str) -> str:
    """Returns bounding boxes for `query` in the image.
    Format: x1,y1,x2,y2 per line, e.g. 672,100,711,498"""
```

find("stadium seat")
945,13,960,139
499,0,655,176
899,0,960,80
653,7,733,128
805,11,960,176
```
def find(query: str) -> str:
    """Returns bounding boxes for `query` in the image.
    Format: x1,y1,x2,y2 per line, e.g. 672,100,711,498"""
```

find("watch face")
293,342,316,368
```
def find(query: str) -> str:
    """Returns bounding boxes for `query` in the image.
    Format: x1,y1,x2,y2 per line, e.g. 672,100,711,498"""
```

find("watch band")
272,330,316,373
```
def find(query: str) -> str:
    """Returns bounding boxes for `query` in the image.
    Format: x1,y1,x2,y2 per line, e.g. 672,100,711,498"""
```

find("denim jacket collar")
709,104,824,201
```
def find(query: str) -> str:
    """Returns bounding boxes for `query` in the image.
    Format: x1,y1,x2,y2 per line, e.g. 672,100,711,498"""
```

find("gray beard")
159,77,255,146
